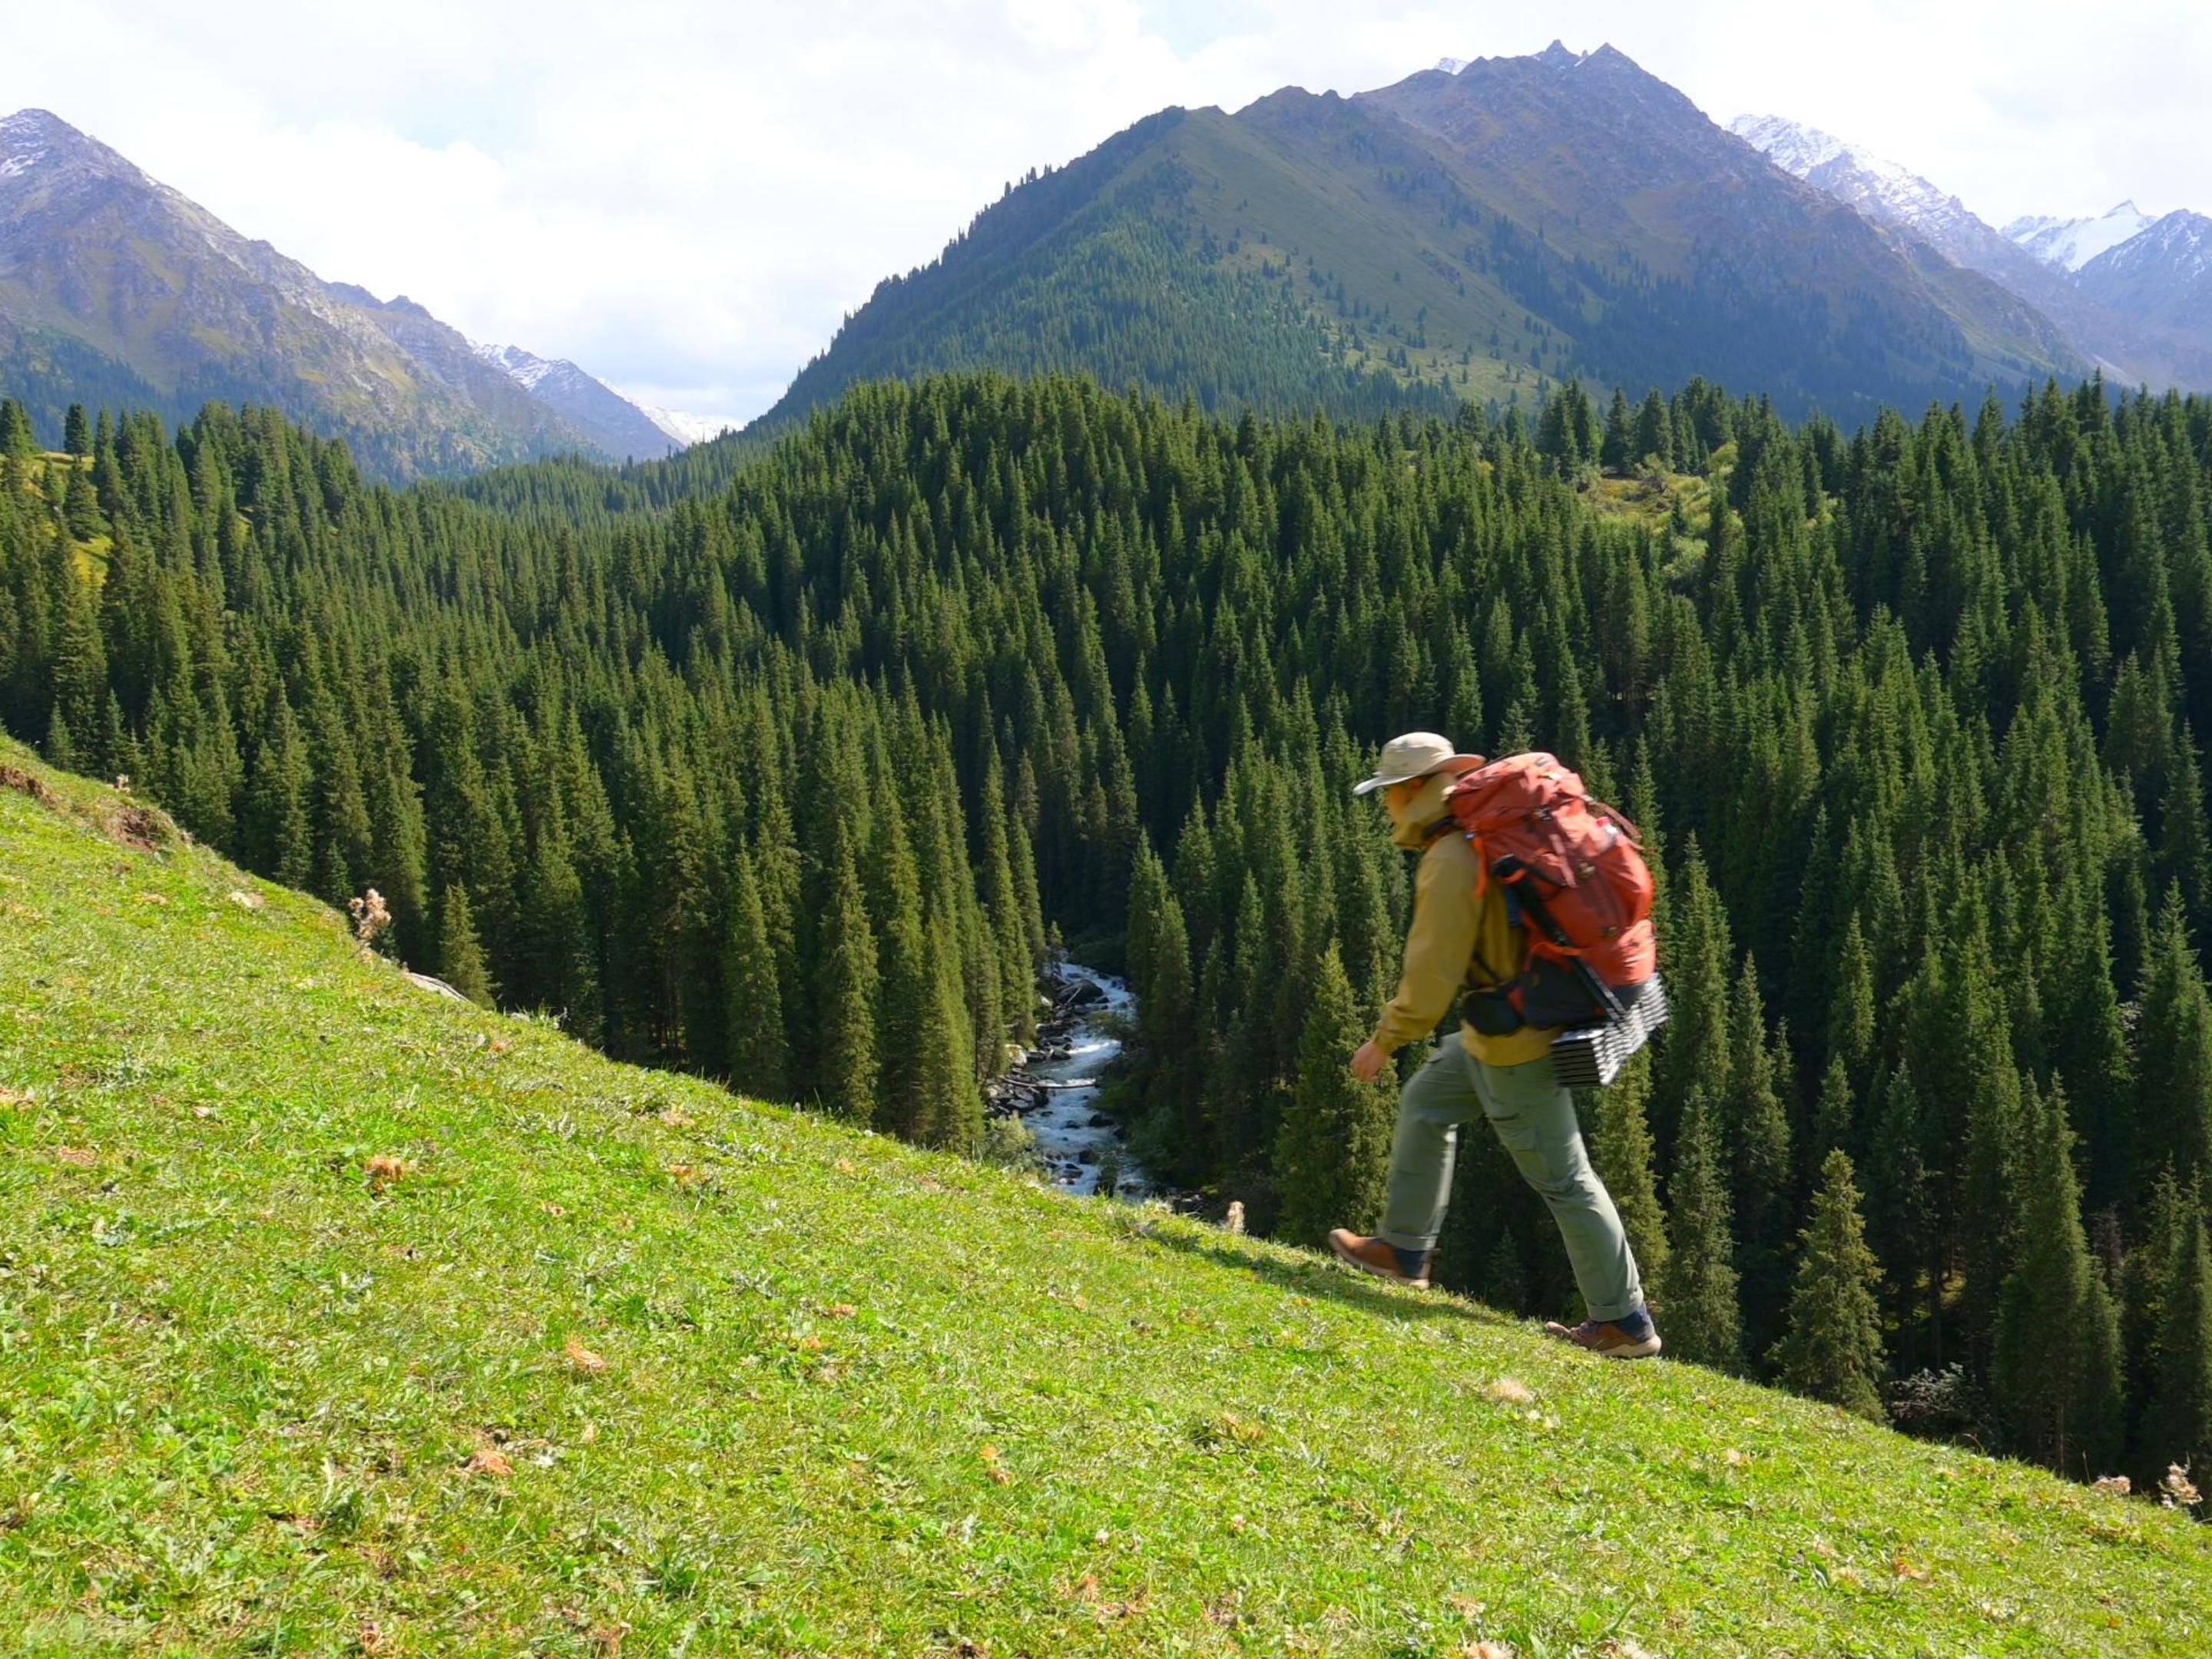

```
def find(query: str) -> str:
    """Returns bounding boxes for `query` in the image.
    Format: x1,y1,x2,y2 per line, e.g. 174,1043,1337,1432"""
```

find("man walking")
1328,732,1662,1358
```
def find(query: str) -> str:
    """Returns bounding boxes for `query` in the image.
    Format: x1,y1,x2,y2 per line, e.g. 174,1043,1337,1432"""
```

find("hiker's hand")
1350,1041,1389,1084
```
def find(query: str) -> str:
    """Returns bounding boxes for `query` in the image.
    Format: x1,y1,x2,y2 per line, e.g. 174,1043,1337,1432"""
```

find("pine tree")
1273,946,1396,1247
1770,1150,1886,1420
1660,1087,1742,1369
436,883,495,1008
1992,1081,2125,1478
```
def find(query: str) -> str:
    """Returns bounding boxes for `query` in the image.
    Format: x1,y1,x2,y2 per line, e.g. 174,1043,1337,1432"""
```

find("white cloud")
2,2,2205,426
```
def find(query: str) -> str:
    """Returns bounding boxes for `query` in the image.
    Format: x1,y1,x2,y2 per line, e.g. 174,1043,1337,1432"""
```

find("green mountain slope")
5,740,2207,1657
760,43,2081,435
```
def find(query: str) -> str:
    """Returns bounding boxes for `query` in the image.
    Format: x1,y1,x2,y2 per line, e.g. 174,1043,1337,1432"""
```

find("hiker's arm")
1371,847,1475,1055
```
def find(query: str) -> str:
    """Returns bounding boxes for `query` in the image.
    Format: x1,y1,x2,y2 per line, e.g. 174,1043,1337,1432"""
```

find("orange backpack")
1441,752,1657,1030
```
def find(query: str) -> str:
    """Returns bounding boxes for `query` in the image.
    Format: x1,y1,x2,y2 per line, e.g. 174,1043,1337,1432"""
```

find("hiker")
1327,732,1663,1359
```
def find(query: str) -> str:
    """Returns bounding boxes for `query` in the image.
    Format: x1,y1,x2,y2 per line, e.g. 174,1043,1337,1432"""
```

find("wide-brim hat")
1352,731,1485,796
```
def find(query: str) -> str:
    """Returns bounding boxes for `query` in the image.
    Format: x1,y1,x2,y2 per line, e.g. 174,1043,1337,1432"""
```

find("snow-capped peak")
1434,56,1469,75
2003,201,2158,272
1730,114,1966,239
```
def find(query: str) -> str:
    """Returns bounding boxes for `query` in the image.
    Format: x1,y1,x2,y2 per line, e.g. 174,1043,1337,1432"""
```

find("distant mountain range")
758,43,2078,433
8,47,2210,478
0,108,699,477
1732,114,2212,389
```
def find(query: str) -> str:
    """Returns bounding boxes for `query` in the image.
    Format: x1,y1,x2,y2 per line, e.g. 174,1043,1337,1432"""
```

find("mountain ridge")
0,107,682,475
749,44,2079,435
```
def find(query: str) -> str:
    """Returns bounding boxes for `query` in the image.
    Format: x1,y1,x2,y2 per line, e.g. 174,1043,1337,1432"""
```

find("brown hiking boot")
1328,1229,1430,1288
1544,1314,1663,1359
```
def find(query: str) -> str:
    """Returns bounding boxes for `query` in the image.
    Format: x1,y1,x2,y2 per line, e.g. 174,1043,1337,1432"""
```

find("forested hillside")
2,371,2210,1496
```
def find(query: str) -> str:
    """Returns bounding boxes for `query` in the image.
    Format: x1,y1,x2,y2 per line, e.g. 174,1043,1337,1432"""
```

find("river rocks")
1056,977,1107,1013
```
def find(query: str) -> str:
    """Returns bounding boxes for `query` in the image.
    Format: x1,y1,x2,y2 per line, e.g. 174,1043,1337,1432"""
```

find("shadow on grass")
1138,1220,1520,1331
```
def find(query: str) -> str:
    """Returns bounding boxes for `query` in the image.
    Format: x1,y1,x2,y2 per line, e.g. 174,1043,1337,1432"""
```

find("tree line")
2,370,2208,1498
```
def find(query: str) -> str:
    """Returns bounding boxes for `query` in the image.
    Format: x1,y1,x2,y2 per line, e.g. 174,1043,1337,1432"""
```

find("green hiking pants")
1379,1038,1644,1322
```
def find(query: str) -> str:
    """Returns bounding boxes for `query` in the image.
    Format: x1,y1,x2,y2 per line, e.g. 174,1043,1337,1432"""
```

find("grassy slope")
1154,108,1539,406
2,740,2209,1658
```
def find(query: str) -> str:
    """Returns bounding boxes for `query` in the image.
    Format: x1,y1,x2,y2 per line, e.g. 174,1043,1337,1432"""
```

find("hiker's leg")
1378,1041,1483,1254
1474,1055,1644,1321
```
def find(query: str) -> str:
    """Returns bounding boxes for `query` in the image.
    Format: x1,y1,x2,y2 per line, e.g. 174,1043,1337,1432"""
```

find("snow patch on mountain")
472,340,561,392
636,403,731,448
0,109,58,179
2081,210,2212,283
1434,57,1469,75
2004,203,2158,272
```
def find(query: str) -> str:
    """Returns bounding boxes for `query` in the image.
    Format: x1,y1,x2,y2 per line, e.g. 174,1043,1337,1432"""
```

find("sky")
3,1,2206,428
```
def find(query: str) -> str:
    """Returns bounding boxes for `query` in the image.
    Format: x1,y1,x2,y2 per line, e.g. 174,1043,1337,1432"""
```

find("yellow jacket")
1373,769,1559,1067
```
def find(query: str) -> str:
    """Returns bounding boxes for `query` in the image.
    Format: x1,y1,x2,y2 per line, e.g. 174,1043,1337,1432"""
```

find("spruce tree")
723,849,790,1101
1726,955,1794,1356
1584,1053,1669,1298
1660,1087,1743,1369
2136,886,2212,1187
913,904,984,1153
1993,1081,2125,1478
437,883,495,1008
1273,946,1396,1248
2139,1202,2212,1502
1827,912,1876,1084
1770,1149,1887,1420
1863,1062,1936,1365
1810,1054,1854,1172
1655,838,1733,1148
812,833,881,1121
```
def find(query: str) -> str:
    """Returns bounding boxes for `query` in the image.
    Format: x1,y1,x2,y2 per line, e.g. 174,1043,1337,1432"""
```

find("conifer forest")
4,371,2211,1493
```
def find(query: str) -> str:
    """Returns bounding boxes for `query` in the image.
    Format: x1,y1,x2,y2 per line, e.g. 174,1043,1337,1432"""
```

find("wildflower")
348,888,392,950
2160,1464,2201,1509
